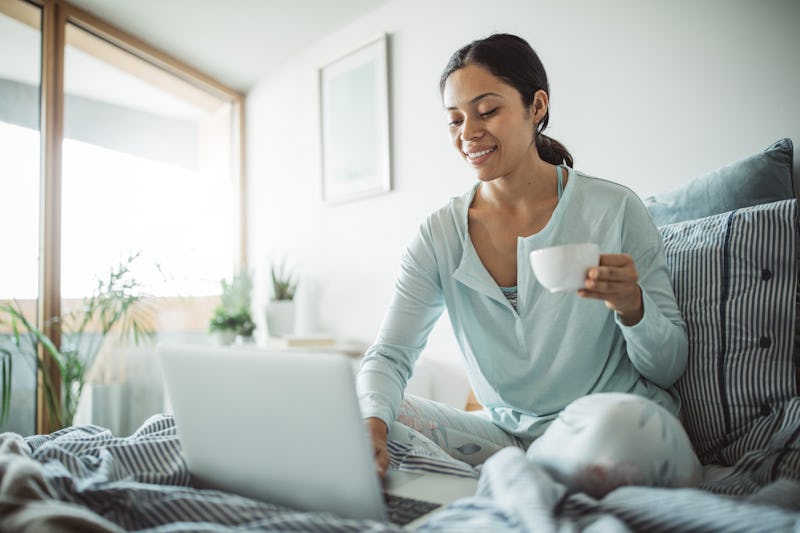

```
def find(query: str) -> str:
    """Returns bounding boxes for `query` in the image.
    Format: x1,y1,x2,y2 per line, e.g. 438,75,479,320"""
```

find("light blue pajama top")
356,168,688,439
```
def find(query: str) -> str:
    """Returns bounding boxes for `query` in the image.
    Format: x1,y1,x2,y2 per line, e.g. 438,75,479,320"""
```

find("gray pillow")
644,138,794,226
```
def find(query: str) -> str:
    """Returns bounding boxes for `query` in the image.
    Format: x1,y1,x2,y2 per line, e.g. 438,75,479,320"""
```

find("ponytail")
536,133,573,168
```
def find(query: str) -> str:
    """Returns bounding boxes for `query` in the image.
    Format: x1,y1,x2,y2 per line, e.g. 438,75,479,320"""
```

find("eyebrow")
445,92,503,111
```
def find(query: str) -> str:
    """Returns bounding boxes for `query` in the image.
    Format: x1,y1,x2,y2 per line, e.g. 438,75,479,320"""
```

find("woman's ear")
531,90,549,125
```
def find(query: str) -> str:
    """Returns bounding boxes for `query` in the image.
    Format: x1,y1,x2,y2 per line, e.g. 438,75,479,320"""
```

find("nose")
460,115,483,142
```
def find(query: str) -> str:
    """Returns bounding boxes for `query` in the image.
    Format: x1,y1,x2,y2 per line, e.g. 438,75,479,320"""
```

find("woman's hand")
365,417,390,479
578,253,643,326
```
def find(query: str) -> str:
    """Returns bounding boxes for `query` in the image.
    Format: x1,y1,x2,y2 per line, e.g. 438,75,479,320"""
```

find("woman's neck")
476,158,559,211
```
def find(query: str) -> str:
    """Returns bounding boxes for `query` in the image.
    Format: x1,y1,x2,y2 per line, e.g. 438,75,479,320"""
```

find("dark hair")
440,33,573,168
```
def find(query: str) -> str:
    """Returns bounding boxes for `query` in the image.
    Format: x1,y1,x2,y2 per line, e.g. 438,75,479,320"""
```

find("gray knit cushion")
645,138,794,226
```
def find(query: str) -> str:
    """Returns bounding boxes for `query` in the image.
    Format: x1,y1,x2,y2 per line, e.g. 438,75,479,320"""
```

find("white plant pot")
215,331,237,346
234,334,255,345
266,300,296,337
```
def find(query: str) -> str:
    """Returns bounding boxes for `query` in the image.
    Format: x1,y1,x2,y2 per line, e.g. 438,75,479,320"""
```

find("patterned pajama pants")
392,392,702,497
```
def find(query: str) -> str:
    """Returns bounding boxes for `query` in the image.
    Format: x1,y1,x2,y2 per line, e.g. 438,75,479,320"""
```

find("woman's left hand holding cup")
578,253,643,326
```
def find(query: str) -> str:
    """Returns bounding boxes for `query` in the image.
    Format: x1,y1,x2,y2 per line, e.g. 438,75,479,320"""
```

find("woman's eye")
448,118,463,127
480,108,498,118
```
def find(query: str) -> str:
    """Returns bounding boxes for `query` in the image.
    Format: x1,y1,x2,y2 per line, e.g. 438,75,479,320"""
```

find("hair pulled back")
440,33,573,168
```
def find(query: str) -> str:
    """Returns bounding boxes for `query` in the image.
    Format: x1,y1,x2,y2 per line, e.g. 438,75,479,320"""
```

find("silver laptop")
158,343,477,529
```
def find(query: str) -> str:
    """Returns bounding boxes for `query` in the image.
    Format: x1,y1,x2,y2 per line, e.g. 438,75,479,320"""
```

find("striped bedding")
660,199,798,464
1,413,798,532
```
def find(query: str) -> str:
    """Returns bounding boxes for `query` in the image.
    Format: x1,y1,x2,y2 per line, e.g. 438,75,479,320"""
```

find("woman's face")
442,64,543,182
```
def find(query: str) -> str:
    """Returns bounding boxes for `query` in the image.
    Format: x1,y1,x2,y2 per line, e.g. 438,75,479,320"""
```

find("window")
0,0,42,436
0,0,244,435
62,21,240,301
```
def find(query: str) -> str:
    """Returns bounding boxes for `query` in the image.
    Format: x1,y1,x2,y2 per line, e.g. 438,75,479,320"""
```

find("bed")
1,138,798,532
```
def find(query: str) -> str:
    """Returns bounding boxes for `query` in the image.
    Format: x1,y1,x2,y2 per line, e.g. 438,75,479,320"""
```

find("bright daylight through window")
0,0,41,437
61,22,237,301
0,0,242,437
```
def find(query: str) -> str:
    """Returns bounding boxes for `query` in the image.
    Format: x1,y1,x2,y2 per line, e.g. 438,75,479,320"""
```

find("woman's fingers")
375,444,390,479
589,254,637,281
579,253,643,325
365,417,390,479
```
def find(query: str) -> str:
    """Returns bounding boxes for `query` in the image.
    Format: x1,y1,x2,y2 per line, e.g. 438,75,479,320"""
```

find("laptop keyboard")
383,492,441,526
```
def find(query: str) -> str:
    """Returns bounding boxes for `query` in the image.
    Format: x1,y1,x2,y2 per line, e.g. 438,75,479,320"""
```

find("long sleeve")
356,220,446,427
614,195,688,389
356,171,690,439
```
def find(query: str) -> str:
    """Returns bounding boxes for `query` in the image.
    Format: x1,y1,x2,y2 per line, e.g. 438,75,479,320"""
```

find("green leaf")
0,253,156,430
0,347,12,426
270,258,297,300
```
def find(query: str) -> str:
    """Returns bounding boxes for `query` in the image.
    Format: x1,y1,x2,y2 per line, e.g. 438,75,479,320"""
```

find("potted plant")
0,253,155,430
208,269,255,345
265,259,298,338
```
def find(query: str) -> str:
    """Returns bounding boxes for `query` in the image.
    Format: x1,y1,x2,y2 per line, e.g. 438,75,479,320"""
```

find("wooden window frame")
3,0,246,434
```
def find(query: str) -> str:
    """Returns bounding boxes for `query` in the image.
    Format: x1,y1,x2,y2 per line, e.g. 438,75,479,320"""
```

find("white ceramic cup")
529,243,600,293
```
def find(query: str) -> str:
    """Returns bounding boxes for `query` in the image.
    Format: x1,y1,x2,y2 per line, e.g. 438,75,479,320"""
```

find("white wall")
245,0,800,398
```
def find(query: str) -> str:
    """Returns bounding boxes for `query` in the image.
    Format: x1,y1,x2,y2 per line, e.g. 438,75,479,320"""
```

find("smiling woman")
357,33,699,495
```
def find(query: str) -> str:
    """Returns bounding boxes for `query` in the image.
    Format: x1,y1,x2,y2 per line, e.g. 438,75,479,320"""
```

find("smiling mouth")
465,147,497,160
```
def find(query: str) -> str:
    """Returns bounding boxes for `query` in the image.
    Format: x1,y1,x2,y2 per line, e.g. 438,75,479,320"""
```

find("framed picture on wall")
319,34,391,203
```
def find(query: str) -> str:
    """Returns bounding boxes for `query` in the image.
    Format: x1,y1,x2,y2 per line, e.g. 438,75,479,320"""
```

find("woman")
356,33,700,496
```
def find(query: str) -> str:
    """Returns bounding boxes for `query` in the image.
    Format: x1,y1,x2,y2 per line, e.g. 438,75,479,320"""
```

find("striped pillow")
659,199,798,465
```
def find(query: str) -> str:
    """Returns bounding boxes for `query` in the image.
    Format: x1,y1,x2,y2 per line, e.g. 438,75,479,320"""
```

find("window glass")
63,23,236,300
61,22,238,434
0,0,42,436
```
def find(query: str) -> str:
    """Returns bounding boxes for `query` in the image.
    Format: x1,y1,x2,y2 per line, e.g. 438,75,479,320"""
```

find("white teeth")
466,147,495,159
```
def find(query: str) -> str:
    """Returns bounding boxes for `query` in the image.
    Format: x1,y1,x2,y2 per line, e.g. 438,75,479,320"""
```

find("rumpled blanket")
419,447,800,532
1,416,400,532
0,431,122,532
1,413,799,532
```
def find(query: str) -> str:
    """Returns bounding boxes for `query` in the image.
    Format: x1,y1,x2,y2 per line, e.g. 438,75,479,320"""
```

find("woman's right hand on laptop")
365,417,390,479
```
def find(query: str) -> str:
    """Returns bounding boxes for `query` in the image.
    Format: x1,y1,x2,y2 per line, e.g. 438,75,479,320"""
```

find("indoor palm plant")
208,269,255,344
0,253,155,430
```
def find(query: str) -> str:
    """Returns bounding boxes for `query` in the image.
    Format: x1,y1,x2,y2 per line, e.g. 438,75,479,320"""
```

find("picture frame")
319,34,391,203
